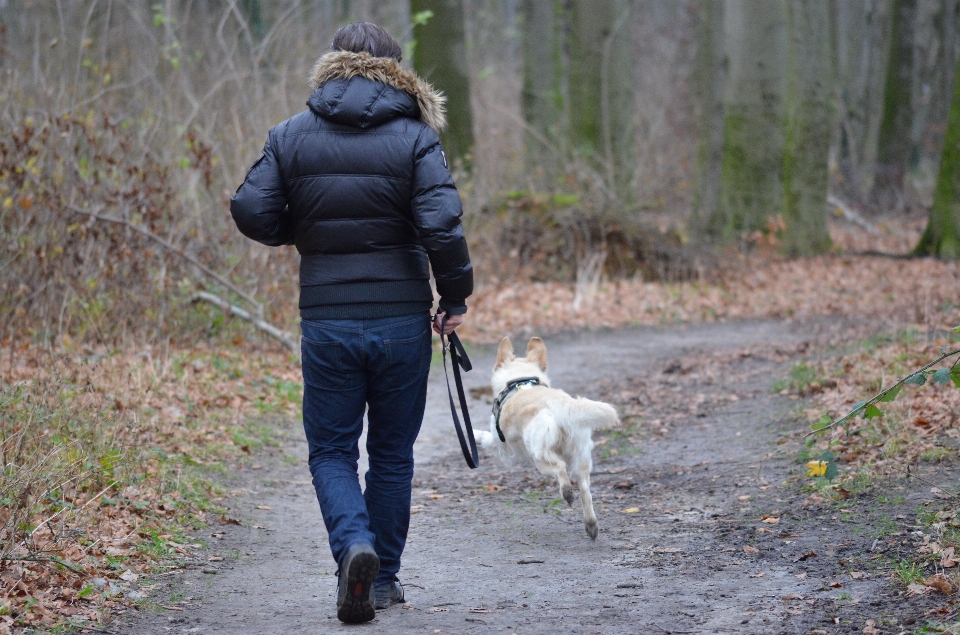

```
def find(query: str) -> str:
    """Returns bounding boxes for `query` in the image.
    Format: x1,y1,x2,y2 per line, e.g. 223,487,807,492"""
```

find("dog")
474,337,620,540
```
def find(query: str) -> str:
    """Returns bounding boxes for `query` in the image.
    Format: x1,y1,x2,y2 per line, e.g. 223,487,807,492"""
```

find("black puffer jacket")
230,51,473,319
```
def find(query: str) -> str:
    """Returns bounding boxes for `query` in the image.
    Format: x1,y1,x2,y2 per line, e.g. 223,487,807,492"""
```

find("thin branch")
0,554,87,574
24,167,264,312
191,292,298,355
805,349,960,438
890,465,960,502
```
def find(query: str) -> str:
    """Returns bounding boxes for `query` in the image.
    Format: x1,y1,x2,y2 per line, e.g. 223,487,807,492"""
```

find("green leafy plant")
893,558,926,585
809,325,960,438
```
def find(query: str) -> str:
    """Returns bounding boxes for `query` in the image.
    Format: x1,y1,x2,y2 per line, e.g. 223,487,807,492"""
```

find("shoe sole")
337,551,379,624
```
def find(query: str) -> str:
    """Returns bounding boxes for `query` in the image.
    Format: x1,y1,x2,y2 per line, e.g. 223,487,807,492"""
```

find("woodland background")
2,0,960,631
0,0,959,346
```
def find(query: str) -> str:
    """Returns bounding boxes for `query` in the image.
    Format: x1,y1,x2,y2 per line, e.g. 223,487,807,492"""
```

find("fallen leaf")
256,505,272,510
942,546,958,568
429,607,449,612
925,574,953,595
614,482,634,489
484,483,502,492
794,552,817,562
848,571,866,580
654,547,682,553
517,557,544,564
863,618,879,634
743,545,759,553
621,507,640,514
737,495,750,502
468,608,489,613
207,556,224,562
781,593,803,601
218,515,241,525
428,494,445,499
749,572,765,578
907,582,932,596
760,516,780,524
829,582,842,588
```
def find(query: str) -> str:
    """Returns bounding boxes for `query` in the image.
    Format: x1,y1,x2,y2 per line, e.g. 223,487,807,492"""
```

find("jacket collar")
307,51,447,133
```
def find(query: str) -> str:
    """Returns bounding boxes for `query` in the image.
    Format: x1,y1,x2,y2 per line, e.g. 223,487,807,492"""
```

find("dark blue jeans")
300,312,431,585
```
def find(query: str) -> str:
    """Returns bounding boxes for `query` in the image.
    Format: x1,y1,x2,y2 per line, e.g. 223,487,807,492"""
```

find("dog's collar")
491,377,542,442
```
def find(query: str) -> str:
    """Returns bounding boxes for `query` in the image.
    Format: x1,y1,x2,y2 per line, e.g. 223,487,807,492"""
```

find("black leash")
438,314,479,469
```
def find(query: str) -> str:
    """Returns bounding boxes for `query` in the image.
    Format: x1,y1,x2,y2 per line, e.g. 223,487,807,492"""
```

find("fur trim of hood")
308,51,447,133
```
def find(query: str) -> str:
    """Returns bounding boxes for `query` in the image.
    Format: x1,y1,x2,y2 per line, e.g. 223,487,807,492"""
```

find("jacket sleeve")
410,127,474,314
230,129,294,247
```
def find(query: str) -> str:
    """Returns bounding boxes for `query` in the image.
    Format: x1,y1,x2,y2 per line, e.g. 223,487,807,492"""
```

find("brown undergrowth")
460,254,960,343
0,344,298,632
795,331,960,476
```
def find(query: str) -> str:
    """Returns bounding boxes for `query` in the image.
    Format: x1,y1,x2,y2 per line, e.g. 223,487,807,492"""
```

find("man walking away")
230,22,473,624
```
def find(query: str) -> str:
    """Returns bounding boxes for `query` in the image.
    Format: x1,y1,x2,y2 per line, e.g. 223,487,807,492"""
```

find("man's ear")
495,337,514,369
525,337,547,372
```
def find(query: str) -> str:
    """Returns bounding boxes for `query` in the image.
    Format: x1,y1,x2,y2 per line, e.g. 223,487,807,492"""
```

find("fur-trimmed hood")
307,51,446,133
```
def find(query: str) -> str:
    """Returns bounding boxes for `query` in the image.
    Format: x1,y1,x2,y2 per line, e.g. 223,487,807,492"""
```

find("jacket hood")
307,51,447,133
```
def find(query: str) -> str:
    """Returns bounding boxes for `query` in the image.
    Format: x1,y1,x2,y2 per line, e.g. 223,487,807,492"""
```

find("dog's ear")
525,337,547,371
495,337,515,369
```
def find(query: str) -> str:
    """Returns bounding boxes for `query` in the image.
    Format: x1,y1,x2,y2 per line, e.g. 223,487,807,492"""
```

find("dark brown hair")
330,22,402,61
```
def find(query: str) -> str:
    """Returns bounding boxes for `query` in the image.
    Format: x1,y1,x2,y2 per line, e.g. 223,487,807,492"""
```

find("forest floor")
102,317,960,635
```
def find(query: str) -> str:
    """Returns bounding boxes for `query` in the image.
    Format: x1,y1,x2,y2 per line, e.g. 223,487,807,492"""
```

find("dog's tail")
549,397,620,432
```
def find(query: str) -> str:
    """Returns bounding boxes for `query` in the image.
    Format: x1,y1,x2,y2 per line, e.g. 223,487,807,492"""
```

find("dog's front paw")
585,519,598,541
561,484,574,506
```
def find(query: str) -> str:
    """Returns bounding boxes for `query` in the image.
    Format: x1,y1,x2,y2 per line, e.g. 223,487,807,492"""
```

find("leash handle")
439,313,479,469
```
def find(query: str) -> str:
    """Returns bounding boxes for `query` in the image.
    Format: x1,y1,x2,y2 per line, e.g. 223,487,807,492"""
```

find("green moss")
916,45,960,259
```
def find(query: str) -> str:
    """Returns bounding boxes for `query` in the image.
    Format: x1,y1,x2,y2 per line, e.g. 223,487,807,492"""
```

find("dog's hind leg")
524,412,574,505
536,453,573,506
572,440,598,540
577,465,598,540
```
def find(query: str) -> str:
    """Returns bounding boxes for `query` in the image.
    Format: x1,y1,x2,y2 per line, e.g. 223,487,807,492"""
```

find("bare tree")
691,0,726,232
873,0,918,212
781,0,834,255
567,0,635,199
916,43,960,257
411,0,474,165
708,0,788,241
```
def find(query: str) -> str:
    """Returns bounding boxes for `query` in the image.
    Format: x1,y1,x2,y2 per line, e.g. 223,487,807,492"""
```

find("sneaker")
373,578,405,610
336,544,379,623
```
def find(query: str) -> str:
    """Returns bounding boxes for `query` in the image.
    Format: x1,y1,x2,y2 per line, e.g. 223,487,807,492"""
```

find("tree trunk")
411,0,474,166
691,0,726,233
781,0,833,255
832,0,893,200
709,0,788,241
915,49,960,258
520,0,565,188
567,0,635,199
872,0,917,211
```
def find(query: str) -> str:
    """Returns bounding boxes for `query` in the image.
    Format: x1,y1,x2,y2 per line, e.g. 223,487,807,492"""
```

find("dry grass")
0,344,298,631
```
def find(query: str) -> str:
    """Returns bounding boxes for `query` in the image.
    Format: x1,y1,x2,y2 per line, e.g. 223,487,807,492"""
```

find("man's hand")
433,311,463,335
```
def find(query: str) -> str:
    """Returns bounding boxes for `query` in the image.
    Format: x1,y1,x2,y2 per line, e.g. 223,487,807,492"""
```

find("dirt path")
112,319,945,635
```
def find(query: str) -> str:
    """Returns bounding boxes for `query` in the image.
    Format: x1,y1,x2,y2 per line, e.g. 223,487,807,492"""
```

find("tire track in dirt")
113,318,908,635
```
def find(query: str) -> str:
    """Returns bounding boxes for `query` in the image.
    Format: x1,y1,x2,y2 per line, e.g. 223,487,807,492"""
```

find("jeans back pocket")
301,336,346,390
383,325,430,389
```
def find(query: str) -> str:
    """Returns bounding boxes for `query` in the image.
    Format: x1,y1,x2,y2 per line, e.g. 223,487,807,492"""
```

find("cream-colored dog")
475,337,619,540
